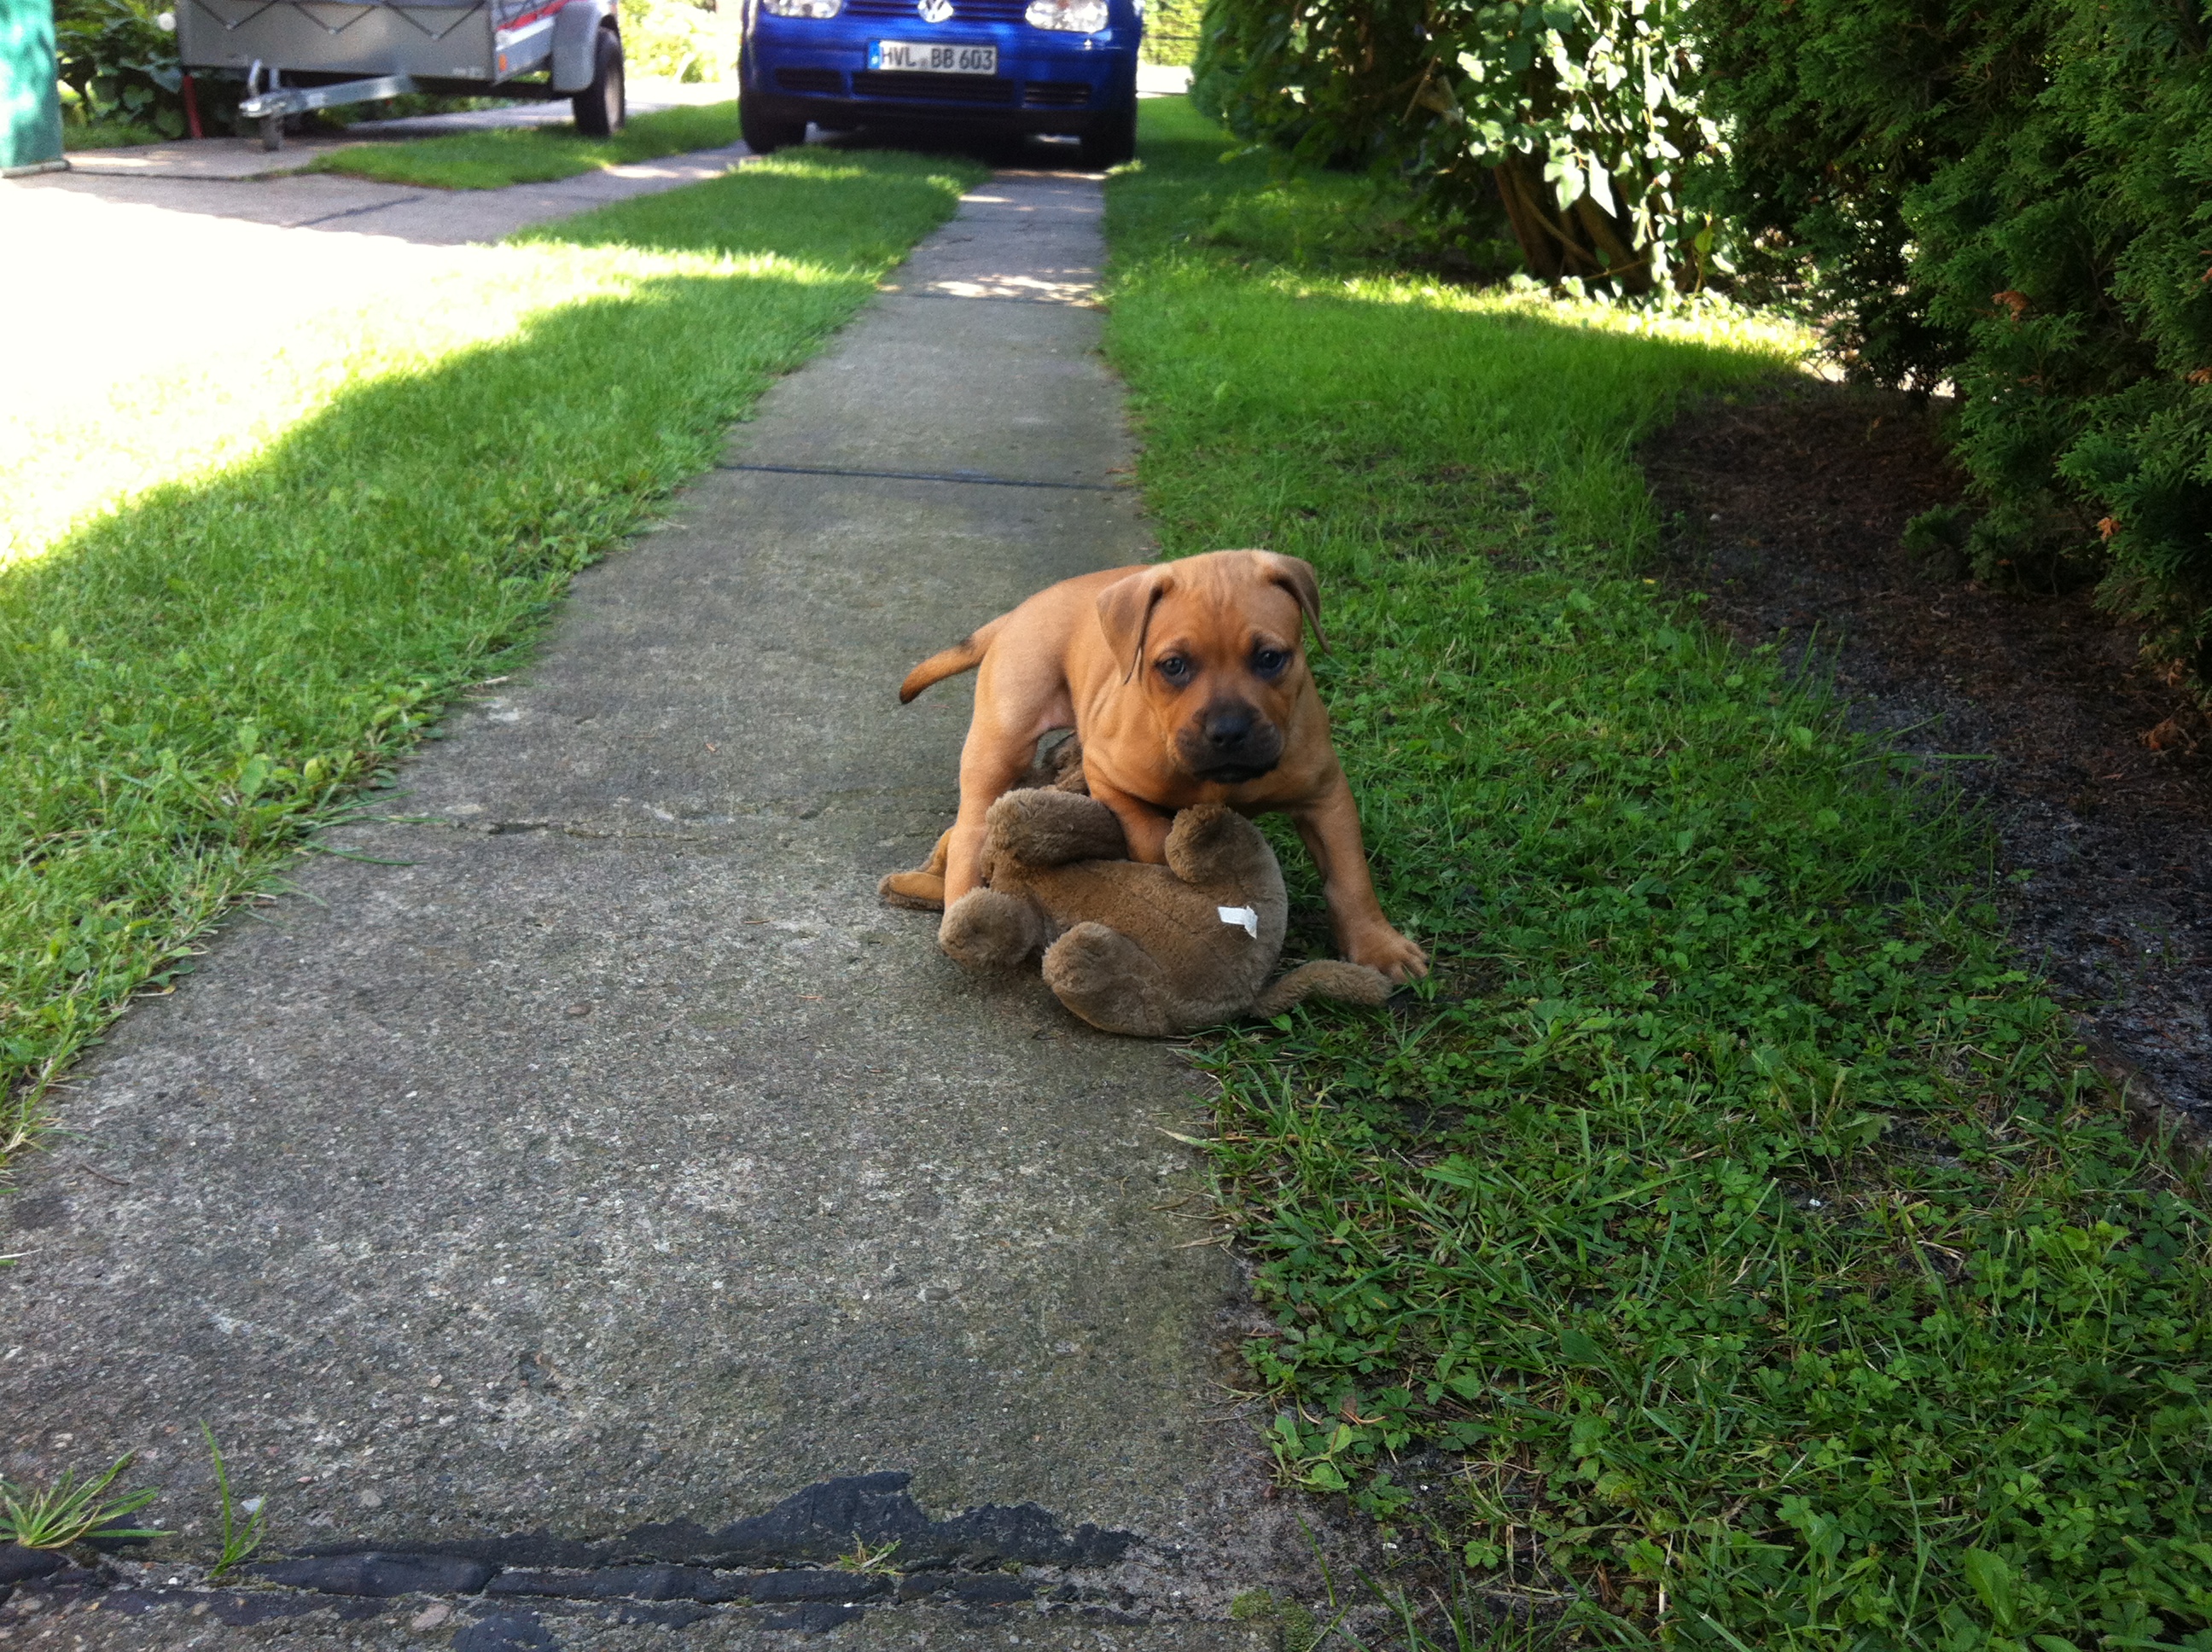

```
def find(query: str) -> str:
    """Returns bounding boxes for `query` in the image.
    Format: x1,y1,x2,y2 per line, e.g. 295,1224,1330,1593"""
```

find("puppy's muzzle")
1177,701,1284,783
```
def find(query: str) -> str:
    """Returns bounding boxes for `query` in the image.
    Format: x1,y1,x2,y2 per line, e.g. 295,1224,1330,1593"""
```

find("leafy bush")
1140,0,1205,68
620,0,731,83
55,0,185,138
1190,0,1721,290
1696,0,2212,696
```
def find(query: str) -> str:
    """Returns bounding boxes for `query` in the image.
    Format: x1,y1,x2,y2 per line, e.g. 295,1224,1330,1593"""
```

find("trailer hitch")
240,67,420,148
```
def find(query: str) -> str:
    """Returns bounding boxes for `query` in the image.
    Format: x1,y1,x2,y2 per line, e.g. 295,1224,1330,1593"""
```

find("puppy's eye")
1252,648,1289,676
1155,655,1191,683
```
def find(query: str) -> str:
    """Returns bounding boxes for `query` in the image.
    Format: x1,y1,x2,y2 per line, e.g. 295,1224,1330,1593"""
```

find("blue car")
737,0,1141,166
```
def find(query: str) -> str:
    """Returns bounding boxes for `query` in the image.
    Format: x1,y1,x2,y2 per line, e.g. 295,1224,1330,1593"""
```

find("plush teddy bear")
933,786,1393,1038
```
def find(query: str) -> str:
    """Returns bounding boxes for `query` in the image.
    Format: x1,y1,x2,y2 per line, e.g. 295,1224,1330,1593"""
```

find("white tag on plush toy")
1217,905,1260,939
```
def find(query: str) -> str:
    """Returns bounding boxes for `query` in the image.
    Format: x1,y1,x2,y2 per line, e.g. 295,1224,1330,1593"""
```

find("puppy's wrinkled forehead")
1155,572,1301,651
1096,550,1324,677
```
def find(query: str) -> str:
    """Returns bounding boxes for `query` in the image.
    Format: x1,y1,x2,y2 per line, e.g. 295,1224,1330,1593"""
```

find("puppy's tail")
1251,960,1394,1019
898,618,1004,704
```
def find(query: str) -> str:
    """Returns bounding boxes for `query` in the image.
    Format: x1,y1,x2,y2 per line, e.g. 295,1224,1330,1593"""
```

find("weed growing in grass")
306,101,741,189
0,148,986,1170
0,1453,166,1550
1107,99,2212,1647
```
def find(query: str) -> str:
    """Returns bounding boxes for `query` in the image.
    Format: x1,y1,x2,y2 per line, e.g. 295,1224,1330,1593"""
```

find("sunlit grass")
306,100,741,189
0,147,986,1167
3,242,847,573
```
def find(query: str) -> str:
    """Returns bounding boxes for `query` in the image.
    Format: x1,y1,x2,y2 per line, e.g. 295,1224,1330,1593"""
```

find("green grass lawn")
1107,99,2212,1649
0,146,984,1164
306,100,740,189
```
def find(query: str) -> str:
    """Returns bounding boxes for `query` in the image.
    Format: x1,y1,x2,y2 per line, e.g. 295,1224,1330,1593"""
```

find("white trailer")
178,0,626,148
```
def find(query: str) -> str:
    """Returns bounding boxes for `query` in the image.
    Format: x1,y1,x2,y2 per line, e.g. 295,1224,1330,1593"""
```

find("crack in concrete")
715,462,1127,493
292,193,430,229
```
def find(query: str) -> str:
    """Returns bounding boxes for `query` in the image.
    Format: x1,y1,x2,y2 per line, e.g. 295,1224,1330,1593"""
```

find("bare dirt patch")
1641,380,2212,1120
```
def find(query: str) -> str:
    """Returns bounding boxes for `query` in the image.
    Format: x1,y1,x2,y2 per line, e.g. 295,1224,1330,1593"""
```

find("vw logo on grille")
916,0,954,20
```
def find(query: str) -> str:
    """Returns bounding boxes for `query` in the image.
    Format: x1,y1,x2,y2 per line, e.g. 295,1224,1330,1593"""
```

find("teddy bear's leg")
1040,922,1193,1038
940,888,1048,972
984,788,1128,870
878,829,951,911
1251,960,1393,1017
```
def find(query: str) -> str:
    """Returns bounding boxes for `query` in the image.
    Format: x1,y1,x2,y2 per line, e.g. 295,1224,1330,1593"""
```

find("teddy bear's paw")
1042,922,1188,1038
878,868,946,911
984,788,1127,869
940,888,1045,971
1252,960,1394,1018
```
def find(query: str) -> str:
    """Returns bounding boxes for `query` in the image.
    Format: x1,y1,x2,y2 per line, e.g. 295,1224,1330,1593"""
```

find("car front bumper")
748,14,1134,130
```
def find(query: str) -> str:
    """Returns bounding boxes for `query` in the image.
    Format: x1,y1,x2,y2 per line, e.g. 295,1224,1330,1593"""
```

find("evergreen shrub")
1697,0,2212,695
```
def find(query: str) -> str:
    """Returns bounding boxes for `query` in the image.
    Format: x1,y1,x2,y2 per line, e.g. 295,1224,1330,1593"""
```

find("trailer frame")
178,0,626,148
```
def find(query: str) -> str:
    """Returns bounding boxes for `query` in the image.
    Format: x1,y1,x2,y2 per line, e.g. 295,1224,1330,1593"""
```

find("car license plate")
869,39,997,73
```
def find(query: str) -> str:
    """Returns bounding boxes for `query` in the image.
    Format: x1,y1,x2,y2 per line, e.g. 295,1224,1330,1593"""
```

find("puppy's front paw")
878,868,946,911
1347,924,1428,983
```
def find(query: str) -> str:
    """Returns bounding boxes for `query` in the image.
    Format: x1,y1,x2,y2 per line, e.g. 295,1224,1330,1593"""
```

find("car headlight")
763,0,843,18
1025,0,1108,30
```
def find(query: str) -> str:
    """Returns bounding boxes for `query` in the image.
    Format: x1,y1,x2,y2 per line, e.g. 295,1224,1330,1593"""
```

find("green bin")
2,0,65,175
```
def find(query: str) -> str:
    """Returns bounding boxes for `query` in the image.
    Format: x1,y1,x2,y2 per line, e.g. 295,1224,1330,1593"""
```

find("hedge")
1693,0,2212,695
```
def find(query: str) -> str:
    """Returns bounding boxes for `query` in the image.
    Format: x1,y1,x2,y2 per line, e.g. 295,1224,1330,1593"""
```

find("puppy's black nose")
1204,705,1257,748
1180,700,1282,781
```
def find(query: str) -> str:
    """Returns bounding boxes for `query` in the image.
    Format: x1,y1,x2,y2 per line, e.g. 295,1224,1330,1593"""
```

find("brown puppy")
885,550,1427,982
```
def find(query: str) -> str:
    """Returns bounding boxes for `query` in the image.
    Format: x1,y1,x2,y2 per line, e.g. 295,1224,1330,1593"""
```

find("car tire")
739,92,808,154
573,27,626,137
1078,90,1136,169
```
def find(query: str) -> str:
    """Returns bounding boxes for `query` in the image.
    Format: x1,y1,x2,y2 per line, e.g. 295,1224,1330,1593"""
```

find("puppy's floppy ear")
1096,567,1172,682
1259,552,1327,652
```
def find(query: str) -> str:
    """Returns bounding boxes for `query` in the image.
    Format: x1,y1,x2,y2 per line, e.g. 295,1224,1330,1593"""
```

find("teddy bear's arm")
983,788,1129,870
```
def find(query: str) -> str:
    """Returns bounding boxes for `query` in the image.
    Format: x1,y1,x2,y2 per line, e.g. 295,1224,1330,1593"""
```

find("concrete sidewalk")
1,172,1324,1649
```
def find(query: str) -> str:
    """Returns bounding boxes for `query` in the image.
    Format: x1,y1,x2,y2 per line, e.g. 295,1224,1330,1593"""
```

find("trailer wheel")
259,112,283,152
573,27,626,137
